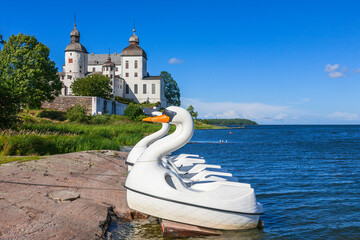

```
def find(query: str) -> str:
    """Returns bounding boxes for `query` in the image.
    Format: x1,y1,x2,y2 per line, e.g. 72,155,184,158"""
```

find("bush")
124,103,144,121
90,114,110,124
66,104,89,123
37,110,66,121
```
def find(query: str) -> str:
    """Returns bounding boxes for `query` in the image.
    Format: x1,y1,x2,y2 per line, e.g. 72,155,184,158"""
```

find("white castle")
59,22,167,108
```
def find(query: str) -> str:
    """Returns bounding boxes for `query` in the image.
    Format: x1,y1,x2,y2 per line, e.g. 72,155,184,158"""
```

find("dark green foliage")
115,96,136,105
71,75,113,100
203,118,258,126
161,71,181,106
0,86,19,128
124,103,144,120
66,104,89,123
0,33,61,109
37,110,66,121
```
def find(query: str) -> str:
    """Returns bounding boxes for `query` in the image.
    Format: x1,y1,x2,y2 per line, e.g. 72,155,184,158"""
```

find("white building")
59,22,167,108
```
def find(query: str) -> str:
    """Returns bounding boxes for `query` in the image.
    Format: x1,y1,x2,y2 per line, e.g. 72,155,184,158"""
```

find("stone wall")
42,96,93,114
42,96,128,116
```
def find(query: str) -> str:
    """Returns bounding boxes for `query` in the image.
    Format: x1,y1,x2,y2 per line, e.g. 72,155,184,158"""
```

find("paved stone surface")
0,150,131,240
161,219,222,238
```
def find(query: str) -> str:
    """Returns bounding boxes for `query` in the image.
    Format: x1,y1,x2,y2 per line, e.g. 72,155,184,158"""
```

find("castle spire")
74,12,77,27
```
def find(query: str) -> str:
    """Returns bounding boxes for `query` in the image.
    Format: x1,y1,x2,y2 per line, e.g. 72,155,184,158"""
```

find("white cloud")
325,64,346,78
328,71,346,78
181,98,360,124
181,97,293,123
168,58,184,64
325,64,339,72
327,112,359,121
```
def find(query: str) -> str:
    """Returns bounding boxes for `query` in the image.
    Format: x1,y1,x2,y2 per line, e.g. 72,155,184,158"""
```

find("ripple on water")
113,126,360,239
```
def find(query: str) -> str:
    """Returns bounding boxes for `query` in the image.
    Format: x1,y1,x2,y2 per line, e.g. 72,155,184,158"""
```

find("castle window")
152,84,155,94
134,60,138,69
126,61,129,69
61,76,64,80
134,84,138,94
106,67,109,71
125,73,129,77
68,58,73,63
106,74,108,77
93,67,95,72
126,84,129,94
143,84,147,94
116,67,118,71
134,72,138,77
70,53,72,56
110,74,113,78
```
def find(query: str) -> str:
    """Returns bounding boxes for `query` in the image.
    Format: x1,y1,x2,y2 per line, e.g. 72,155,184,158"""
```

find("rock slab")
0,150,132,240
161,219,222,238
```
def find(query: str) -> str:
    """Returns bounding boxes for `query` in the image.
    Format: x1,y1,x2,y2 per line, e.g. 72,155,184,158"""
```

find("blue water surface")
113,125,360,239
174,125,360,239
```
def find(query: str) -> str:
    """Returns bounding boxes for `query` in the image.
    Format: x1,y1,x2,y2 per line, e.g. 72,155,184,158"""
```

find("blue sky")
2,0,360,124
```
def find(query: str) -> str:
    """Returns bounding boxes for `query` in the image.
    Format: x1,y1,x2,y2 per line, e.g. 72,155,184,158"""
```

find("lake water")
112,125,360,239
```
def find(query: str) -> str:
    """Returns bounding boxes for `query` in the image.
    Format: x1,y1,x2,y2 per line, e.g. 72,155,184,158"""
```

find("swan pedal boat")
125,107,263,230
126,112,235,182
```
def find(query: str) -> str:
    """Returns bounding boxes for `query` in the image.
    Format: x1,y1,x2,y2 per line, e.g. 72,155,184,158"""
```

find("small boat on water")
125,106,263,230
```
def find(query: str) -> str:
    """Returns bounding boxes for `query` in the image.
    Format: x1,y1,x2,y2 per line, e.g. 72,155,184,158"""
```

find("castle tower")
63,20,88,95
102,54,116,95
121,28,148,101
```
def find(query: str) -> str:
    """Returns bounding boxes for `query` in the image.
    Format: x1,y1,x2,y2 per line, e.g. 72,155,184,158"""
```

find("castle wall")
42,96,127,115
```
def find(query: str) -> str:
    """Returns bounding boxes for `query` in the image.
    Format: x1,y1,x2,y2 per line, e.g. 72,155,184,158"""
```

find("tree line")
201,118,258,126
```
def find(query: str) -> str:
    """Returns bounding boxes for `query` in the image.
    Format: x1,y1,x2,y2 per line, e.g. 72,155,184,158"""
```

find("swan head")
142,106,193,125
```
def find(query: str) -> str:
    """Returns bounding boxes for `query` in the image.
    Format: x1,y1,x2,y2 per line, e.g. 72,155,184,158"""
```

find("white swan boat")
126,112,232,182
125,106,263,230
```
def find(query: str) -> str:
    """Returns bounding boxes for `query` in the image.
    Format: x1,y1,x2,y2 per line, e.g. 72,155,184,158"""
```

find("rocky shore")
0,150,137,240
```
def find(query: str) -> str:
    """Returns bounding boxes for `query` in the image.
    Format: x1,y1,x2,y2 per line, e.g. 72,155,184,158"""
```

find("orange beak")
142,114,170,123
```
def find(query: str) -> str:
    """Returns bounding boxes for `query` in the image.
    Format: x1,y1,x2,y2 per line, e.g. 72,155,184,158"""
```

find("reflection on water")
108,219,266,240
107,219,162,240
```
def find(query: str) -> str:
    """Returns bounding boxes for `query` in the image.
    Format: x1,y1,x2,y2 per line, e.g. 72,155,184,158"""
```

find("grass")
0,156,43,165
0,110,224,157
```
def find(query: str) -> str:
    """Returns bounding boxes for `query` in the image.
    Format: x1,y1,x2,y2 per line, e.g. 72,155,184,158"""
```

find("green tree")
187,105,198,120
0,33,61,109
160,71,181,106
71,74,113,100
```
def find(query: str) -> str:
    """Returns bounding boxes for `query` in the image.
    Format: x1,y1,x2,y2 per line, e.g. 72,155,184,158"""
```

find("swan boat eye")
163,109,177,121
